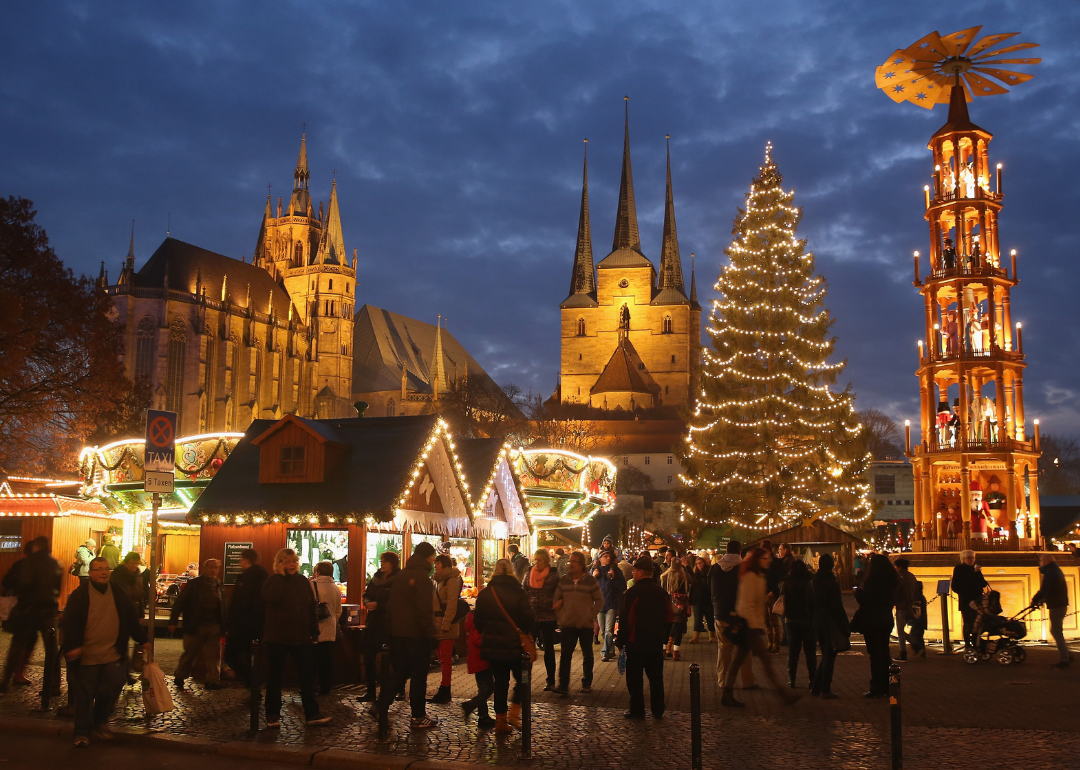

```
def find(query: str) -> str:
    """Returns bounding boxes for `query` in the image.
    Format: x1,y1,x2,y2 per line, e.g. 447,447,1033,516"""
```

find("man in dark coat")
378,540,438,729
1033,553,1072,668
169,558,226,689
223,549,268,685
950,550,988,648
616,555,671,720
110,552,152,617
0,536,62,693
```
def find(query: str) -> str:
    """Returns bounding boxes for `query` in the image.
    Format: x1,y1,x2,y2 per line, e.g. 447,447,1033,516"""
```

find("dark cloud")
3,1,1078,439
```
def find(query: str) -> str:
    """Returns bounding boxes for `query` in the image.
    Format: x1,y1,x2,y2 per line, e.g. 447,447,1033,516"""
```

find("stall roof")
746,519,867,549
0,492,112,518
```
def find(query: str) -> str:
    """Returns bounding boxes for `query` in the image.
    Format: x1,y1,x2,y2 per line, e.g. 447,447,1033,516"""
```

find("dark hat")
633,555,655,572
413,541,436,559
602,534,614,543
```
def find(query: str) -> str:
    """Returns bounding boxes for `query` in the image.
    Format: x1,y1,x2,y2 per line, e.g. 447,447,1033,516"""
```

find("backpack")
69,548,85,576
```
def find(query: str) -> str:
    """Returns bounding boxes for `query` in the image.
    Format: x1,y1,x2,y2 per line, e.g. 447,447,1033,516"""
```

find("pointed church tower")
288,133,311,217
653,135,689,303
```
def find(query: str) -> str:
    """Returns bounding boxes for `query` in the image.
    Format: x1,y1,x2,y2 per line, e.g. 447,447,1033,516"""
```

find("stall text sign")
144,409,177,494
223,542,253,586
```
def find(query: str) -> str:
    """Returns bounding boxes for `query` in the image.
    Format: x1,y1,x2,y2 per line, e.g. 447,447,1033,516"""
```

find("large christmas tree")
679,143,871,532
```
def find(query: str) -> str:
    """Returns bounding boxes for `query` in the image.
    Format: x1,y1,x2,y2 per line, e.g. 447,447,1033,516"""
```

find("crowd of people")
0,533,1073,747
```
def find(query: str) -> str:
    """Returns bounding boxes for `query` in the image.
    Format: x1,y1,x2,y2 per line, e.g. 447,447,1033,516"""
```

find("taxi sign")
144,409,177,494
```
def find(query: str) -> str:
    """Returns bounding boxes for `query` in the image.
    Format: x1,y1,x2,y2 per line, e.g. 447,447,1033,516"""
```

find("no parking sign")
144,409,177,494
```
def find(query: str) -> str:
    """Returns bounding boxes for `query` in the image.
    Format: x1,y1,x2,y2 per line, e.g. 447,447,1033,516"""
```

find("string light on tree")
677,143,872,531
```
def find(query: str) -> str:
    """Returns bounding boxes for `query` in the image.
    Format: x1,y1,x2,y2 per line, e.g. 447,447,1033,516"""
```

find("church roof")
315,180,345,265
135,237,296,319
560,291,598,309
598,247,653,269
598,99,654,272
591,337,659,396
653,137,688,305
565,141,596,299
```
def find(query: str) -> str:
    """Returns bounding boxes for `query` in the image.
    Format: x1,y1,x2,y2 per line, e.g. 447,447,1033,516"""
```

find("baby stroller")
963,599,1035,666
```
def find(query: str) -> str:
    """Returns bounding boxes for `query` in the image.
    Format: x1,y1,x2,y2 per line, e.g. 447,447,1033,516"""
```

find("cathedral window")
134,316,156,383
165,319,187,424
294,242,303,265
671,354,676,364
203,330,217,427
328,279,333,290
387,398,396,417
577,318,586,336
663,315,672,333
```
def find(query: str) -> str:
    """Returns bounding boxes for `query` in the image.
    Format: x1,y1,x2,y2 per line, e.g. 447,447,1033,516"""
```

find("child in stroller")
965,590,1033,665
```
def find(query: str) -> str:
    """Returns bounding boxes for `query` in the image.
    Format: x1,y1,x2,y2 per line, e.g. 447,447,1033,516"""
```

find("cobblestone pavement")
2,631,1078,769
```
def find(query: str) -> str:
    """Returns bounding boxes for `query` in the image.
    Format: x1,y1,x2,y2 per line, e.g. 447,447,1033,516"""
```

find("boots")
427,685,451,704
709,631,718,643
689,632,701,644
507,703,522,728
721,688,745,708
495,714,513,734
673,648,682,661
664,639,674,658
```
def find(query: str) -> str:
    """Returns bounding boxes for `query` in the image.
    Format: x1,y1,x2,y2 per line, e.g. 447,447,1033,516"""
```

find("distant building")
865,460,915,523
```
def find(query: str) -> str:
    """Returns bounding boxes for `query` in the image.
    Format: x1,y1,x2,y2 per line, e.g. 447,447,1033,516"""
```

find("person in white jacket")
311,562,342,695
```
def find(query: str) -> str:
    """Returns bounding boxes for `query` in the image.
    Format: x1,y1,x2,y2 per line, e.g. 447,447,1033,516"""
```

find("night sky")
3,2,1078,440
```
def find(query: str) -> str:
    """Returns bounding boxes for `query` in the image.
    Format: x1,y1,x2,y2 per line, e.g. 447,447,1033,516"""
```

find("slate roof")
136,238,295,319
597,247,653,269
187,415,441,521
591,337,659,396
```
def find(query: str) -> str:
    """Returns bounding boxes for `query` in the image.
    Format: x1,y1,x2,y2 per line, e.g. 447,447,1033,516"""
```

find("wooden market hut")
746,519,867,590
188,414,478,604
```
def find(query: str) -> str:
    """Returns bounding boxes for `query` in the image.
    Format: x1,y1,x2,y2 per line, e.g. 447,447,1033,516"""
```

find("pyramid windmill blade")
972,67,1034,86
875,49,911,89
966,32,1018,58
905,30,950,60
973,41,1039,59
963,71,1010,97
940,26,983,56
975,57,1042,66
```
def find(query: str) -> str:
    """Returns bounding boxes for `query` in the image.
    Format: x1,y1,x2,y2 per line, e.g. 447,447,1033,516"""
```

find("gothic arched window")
294,241,303,265
165,319,187,424
203,327,217,428
387,398,396,417
577,318,586,336
663,315,673,334
134,316,156,383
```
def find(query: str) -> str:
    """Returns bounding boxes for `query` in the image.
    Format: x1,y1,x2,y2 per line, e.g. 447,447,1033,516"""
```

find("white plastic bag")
141,660,174,715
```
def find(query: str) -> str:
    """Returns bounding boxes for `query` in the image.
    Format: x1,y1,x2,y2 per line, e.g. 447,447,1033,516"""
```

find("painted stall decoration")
511,448,616,531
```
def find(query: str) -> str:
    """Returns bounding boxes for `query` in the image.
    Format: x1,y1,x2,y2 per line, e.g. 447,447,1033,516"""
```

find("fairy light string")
676,143,872,530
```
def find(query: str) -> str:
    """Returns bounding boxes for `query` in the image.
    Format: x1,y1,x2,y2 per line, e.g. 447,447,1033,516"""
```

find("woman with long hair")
429,553,463,704
521,548,560,690
721,547,799,708
809,553,847,698
855,553,899,698
661,559,691,660
474,558,534,733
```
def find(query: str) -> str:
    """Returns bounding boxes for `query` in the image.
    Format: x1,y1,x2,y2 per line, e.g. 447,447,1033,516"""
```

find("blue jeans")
69,657,128,738
597,609,617,656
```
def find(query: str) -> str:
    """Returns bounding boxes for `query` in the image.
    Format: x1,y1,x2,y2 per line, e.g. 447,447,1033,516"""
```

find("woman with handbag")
522,549,560,690
428,554,464,704
473,558,535,734
809,553,847,698
661,560,691,660
311,561,342,696
721,548,799,708
854,554,899,698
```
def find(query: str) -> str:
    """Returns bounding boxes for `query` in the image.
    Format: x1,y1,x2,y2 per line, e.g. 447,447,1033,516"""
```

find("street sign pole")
142,409,177,658
147,492,161,653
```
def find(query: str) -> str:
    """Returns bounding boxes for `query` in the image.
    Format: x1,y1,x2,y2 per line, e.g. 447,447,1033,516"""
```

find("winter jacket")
464,611,488,674
710,553,743,621
110,564,152,615
554,555,570,577
553,572,603,628
363,569,398,631
735,570,769,630
61,582,147,656
855,572,898,633
433,566,463,641
765,554,791,596
780,570,813,625
510,553,530,582
689,566,711,606
226,564,268,636
661,568,691,622
386,553,436,639
522,566,560,623
1033,561,1069,610
99,544,121,570
74,545,94,578
312,575,343,642
617,559,634,582
595,563,627,613
262,572,319,645
170,575,226,634
809,571,848,635
474,574,534,662
9,549,62,621
950,562,988,606
615,576,671,649
895,570,918,614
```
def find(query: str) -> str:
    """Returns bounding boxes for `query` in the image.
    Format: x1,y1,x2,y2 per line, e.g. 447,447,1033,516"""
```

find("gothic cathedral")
560,103,701,411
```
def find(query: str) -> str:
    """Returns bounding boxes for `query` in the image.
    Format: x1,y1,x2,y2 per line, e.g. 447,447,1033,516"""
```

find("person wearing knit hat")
616,555,669,719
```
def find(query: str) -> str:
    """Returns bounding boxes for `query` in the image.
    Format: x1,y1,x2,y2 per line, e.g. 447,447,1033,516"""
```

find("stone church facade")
559,107,701,411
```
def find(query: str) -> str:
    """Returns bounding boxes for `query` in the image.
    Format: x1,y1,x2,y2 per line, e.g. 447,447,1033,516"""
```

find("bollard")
889,663,902,770
377,644,391,743
248,640,261,732
690,663,702,770
939,593,953,654
520,651,532,759
38,627,57,712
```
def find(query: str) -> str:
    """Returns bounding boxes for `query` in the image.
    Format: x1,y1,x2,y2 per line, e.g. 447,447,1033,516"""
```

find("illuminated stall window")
366,532,403,580
287,528,349,588
449,537,476,590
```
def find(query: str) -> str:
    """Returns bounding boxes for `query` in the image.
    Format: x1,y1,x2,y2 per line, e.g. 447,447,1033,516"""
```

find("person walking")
809,553,847,698
594,550,626,662
429,553,463,703
460,607,496,730
169,558,226,690
711,539,755,691
262,549,330,728
661,559,691,660
950,550,988,648
554,548,570,577
1033,553,1072,668
855,554,899,698
764,542,792,653
907,577,928,659
223,548,268,687
377,540,438,729
522,548,560,690
689,556,715,644
74,539,96,587
780,560,816,688
720,548,799,708
98,537,121,571
0,536,62,693
893,557,918,661
474,558,534,734
110,552,152,618
507,544,530,582
312,561,342,695
61,557,149,747
552,551,603,695
359,551,399,702
615,555,669,720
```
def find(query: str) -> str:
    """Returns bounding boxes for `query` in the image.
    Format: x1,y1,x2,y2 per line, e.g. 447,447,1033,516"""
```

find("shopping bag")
141,660,174,715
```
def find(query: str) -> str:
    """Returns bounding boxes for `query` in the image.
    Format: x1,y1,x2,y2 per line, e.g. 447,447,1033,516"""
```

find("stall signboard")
223,541,253,586
144,409,177,494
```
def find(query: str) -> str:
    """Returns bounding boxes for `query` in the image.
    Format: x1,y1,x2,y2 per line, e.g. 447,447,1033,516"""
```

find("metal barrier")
520,651,532,759
39,627,57,712
377,644,391,743
690,663,702,770
889,663,902,770
248,640,261,732
939,591,954,654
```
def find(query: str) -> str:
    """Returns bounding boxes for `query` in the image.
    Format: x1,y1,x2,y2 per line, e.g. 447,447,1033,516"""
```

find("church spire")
288,131,311,216
315,179,345,265
656,135,687,296
126,221,135,270
568,139,595,296
689,253,700,309
612,97,641,253
254,193,271,266
431,315,446,401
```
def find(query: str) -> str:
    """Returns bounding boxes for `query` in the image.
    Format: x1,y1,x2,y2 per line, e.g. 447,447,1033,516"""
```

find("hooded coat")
387,553,436,639
433,565,464,641
710,553,743,621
